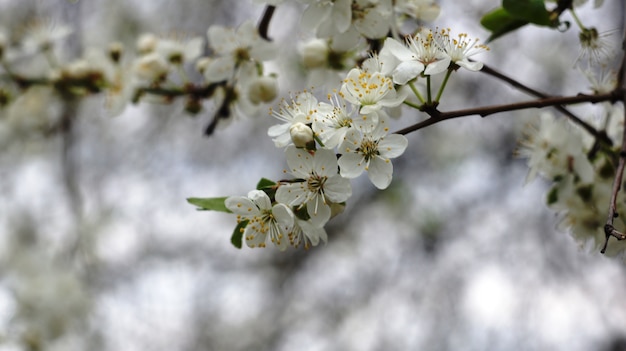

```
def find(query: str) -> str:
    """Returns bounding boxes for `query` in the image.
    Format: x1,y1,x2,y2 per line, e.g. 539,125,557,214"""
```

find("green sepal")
546,186,559,205
187,197,232,213
503,0,552,26
256,178,277,199
481,7,530,43
256,178,276,190
231,219,249,249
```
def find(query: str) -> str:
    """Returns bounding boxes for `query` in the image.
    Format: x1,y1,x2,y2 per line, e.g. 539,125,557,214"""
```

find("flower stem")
435,69,453,103
569,8,586,31
408,81,425,104
426,75,433,104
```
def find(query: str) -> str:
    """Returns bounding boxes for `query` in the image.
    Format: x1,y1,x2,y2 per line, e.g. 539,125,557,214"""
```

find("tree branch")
479,63,611,146
601,26,626,254
395,91,622,135
258,5,276,41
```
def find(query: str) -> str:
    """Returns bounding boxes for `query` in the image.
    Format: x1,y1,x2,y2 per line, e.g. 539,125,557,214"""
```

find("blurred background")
0,0,625,350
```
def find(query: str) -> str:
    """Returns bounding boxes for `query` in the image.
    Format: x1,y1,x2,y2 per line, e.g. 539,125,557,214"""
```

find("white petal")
276,183,308,207
384,37,415,61
367,157,393,189
285,146,314,178
307,198,331,227
245,226,266,248
378,134,408,159
323,176,352,203
225,196,259,216
423,56,451,75
456,59,483,71
393,61,424,85
248,190,271,210
313,148,339,177
338,153,367,179
272,203,294,228
204,56,235,82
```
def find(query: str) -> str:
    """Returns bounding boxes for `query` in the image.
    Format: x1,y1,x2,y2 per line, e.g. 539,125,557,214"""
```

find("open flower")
288,218,328,250
382,29,450,84
205,20,276,82
276,146,352,227
338,115,408,189
339,67,406,114
268,91,320,148
434,28,488,72
225,190,294,250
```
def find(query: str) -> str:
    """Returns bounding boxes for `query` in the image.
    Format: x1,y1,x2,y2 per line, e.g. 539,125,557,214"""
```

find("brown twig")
395,91,621,135
258,5,276,41
480,63,611,147
601,26,626,254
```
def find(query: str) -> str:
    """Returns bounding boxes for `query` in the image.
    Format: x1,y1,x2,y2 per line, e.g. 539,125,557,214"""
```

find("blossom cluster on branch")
0,0,624,256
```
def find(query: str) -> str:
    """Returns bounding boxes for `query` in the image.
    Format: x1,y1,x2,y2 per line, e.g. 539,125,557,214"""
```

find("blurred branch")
258,5,276,41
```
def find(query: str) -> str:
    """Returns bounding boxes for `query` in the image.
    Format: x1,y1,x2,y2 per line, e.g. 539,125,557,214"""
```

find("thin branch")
258,5,276,41
601,25,626,254
601,102,626,254
480,63,610,146
395,91,621,135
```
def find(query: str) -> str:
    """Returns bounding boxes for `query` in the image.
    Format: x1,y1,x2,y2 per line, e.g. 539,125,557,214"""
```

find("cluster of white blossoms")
0,19,279,139
226,26,489,250
517,68,626,256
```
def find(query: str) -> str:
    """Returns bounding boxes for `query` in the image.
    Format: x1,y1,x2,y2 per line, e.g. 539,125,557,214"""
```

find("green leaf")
256,177,276,190
546,187,558,205
503,0,551,26
231,219,249,249
187,197,232,213
481,7,529,43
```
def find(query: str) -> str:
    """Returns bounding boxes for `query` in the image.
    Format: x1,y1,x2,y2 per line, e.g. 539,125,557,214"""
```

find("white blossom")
226,190,294,250
205,20,277,83
276,146,352,227
338,114,408,189
434,28,488,72
339,66,406,114
268,91,320,148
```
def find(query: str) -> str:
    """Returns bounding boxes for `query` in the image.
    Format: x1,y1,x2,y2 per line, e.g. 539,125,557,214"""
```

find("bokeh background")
0,0,625,350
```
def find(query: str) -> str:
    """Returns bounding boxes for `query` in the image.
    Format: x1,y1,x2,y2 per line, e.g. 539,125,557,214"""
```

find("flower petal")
367,157,393,189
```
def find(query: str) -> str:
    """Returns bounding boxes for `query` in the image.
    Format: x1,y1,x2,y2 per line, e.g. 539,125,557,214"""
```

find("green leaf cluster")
481,0,557,43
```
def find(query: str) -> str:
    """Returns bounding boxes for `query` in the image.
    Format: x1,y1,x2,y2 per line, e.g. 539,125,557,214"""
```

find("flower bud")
248,75,278,104
290,122,314,148
133,52,168,82
195,57,212,75
301,39,328,69
137,33,159,55
108,42,124,63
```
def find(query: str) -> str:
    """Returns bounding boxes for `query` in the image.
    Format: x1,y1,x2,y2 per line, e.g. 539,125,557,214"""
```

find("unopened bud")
248,75,278,104
301,39,328,69
290,122,313,148
137,33,159,55
195,57,212,75
133,52,168,82
109,42,124,63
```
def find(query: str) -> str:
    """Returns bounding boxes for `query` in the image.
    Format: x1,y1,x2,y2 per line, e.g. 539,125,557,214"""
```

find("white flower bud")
248,76,278,104
137,33,159,55
301,39,328,69
195,57,212,74
108,41,124,63
290,122,313,148
133,52,168,82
